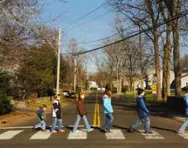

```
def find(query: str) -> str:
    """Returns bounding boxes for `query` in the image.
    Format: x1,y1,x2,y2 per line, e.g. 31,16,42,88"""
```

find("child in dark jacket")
50,94,65,133
33,104,47,131
128,89,151,134
72,92,94,132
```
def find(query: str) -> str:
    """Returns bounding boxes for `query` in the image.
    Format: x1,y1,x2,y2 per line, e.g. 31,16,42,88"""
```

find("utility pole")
56,27,61,95
74,57,77,92
139,26,144,89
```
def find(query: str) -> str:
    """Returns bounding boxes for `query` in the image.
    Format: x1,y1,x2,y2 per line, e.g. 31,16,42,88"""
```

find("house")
146,68,188,89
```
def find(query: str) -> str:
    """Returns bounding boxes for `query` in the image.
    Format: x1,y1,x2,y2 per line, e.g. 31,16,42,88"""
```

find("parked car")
66,92,76,98
62,90,70,96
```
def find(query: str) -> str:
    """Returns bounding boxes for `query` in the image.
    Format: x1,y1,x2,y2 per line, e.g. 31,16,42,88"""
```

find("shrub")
0,91,13,115
90,87,97,90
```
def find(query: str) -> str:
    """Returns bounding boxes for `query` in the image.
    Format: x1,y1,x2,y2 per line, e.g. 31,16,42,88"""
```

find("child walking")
102,90,114,133
178,89,188,134
128,89,151,134
72,92,94,132
33,104,47,131
51,94,65,133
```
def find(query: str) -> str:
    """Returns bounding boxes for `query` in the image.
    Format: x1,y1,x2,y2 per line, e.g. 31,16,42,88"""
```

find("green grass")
120,89,187,103
121,90,157,102
25,95,69,111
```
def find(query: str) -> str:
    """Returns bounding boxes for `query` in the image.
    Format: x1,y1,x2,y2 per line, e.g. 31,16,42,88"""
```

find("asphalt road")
0,92,188,148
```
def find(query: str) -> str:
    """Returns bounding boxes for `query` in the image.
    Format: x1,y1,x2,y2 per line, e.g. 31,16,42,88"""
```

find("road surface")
0,92,188,148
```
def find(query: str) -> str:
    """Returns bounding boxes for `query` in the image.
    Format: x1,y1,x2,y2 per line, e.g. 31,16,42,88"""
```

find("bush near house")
0,91,13,115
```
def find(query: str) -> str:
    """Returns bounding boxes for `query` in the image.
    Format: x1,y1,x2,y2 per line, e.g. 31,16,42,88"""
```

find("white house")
146,68,188,88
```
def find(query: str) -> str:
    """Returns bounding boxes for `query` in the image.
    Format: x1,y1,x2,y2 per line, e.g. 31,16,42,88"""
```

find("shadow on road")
112,125,129,131
151,126,177,133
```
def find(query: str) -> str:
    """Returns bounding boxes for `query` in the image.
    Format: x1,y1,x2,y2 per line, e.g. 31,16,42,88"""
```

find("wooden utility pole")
139,26,144,89
56,27,61,94
74,57,77,92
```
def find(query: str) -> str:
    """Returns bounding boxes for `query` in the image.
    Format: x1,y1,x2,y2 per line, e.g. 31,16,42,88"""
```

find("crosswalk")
178,131,188,139
139,130,165,139
0,130,23,140
0,129,188,140
105,129,125,139
68,130,87,139
30,131,52,140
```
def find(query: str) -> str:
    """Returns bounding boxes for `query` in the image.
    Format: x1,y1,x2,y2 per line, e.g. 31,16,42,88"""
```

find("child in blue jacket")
178,89,188,134
128,89,151,134
102,90,114,133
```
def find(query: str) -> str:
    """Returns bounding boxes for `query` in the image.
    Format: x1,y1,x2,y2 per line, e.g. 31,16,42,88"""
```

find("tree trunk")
162,22,172,101
119,77,122,94
154,30,162,100
163,0,182,96
162,47,167,99
173,24,181,96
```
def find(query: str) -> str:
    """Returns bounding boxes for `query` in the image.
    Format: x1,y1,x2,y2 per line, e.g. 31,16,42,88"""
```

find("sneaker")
104,129,111,133
144,131,152,134
177,131,184,134
51,130,57,133
128,128,133,133
87,128,94,132
72,130,78,133
58,129,65,133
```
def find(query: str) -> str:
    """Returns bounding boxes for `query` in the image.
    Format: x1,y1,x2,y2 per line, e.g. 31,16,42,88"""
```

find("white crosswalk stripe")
2,129,188,140
30,131,52,140
178,131,188,139
139,130,165,139
105,129,125,139
0,130,23,140
68,130,87,139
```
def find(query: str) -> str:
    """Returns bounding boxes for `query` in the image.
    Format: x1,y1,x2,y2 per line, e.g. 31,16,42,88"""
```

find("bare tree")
164,0,183,96
158,0,172,100
64,39,88,90
107,0,162,100
0,0,39,70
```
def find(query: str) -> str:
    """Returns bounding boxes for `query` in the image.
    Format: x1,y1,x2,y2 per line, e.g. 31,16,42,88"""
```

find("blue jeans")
73,114,91,131
103,113,114,130
179,118,188,132
131,116,150,132
51,117,62,132
34,120,46,130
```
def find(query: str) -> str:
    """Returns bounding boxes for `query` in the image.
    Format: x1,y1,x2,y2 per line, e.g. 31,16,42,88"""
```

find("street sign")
152,84,157,95
151,84,157,90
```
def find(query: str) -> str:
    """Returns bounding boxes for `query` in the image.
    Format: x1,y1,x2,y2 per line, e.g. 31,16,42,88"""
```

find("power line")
66,9,188,56
62,24,135,47
81,24,135,44
39,2,108,44
64,9,113,32
64,1,106,29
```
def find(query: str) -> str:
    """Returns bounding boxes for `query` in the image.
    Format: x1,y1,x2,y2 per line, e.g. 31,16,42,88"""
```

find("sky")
39,0,188,73
39,0,115,73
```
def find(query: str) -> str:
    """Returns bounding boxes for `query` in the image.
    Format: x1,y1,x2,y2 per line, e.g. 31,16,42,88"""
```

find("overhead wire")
39,1,108,46
64,1,106,30
62,24,135,47
64,9,113,32
64,9,188,56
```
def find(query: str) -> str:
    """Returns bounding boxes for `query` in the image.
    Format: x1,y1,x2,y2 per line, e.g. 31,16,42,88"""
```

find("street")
0,92,188,148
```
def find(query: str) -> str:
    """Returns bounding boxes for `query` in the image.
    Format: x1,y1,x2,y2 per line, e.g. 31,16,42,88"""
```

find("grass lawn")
120,89,187,103
25,95,71,112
